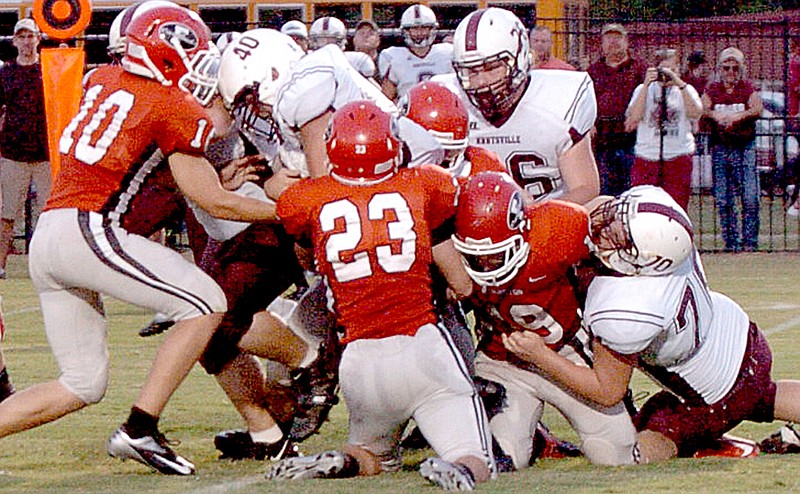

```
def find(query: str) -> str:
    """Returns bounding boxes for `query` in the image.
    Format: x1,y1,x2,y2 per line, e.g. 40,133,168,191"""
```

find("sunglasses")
721,65,740,72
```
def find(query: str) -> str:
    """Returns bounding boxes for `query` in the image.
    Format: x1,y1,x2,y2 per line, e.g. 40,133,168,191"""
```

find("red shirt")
704,79,758,147
48,66,214,215
587,55,647,147
278,165,458,343
472,200,590,363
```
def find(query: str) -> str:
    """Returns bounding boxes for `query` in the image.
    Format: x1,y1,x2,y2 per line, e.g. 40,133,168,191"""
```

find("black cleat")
138,317,175,338
289,332,342,442
214,429,299,460
758,423,800,454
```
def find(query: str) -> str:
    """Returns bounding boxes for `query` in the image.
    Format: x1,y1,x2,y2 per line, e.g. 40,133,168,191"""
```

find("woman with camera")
624,47,703,209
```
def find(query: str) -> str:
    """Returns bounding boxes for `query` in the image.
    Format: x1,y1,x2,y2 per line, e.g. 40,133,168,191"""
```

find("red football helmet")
326,100,401,184
453,171,531,286
402,81,468,171
122,5,219,106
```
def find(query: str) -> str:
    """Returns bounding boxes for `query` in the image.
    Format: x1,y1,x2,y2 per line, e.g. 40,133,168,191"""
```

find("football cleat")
214,429,300,461
758,424,800,454
530,422,583,461
265,450,356,480
289,332,342,442
107,426,195,475
419,457,476,491
692,434,760,459
138,315,175,338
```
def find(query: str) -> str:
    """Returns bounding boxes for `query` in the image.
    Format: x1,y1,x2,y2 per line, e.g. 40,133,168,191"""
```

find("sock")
0,367,14,403
124,406,159,438
249,424,283,444
297,344,319,369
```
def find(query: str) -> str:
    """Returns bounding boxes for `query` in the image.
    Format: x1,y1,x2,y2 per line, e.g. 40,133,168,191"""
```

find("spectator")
0,18,49,279
683,50,709,95
352,19,381,68
378,4,453,101
529,26,575,70
702,47,763,252
625,48,702,210
587,23,647,197
281,20,309,52
682,50,711,190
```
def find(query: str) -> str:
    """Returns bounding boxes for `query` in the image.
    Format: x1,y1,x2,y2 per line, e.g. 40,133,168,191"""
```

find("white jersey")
435,69,596,202
585,252,750,405
274,44,442,176
344,50,377,79
628,83,700,161
379,43,454,99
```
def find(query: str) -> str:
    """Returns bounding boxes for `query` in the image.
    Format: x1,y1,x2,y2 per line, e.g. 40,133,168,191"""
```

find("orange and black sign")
33,0,91,41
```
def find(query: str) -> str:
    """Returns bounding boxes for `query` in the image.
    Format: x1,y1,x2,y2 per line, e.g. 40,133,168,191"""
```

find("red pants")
630,154,692,210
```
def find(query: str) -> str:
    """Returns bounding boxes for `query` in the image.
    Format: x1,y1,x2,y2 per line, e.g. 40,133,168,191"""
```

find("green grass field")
0,252,799,494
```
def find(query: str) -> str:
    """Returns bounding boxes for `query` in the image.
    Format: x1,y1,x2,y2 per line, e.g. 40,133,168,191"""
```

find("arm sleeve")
275,68,337,129
157,97,215,157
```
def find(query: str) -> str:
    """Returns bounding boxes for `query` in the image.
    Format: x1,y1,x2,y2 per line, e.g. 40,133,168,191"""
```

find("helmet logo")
507,190,525,231
160,22,198,51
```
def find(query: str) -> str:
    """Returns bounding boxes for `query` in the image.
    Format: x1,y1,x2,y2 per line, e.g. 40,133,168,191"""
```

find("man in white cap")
281,20,309,52
0,18,49,280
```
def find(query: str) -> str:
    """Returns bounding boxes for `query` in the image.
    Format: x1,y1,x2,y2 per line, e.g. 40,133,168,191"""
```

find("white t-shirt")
627,83,701,161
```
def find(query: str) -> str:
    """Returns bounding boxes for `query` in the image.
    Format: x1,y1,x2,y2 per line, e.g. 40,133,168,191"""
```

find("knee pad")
60,364,109,405
582,437,637,466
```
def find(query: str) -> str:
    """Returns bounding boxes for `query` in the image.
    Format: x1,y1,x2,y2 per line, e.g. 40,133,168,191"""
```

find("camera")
657,68,670,83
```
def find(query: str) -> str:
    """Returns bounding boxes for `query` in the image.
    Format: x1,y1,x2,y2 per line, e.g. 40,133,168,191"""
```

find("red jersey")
278,165,458,344
47,65,215,218
472,200,590,362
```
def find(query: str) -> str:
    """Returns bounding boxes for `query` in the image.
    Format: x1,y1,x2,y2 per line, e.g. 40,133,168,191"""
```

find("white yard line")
182,475,264,494
764,315,800,336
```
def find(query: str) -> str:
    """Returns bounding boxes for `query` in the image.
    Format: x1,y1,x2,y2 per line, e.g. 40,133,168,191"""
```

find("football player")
0,5,288,475
280,20,309,52
452,171,638,469
502,185,800,462
306,16,377,83
200,28,338,460
378,4,454,101
272,34,442,179
402,80,584,464
378,4,453,101
436,8,599,205
267,101,495,491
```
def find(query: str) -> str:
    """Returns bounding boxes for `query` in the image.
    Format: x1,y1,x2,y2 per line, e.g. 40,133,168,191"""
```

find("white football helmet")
452,172,531,287
280,20,308,39
107,0,176,60
452,8,531,122
590,185,694,276
218,28,303,139
309,16,346,50
215,31,241,53
400,4,438,49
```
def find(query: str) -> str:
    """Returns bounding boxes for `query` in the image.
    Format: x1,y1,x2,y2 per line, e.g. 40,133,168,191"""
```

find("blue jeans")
596,144,634,197
711,142,760,251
